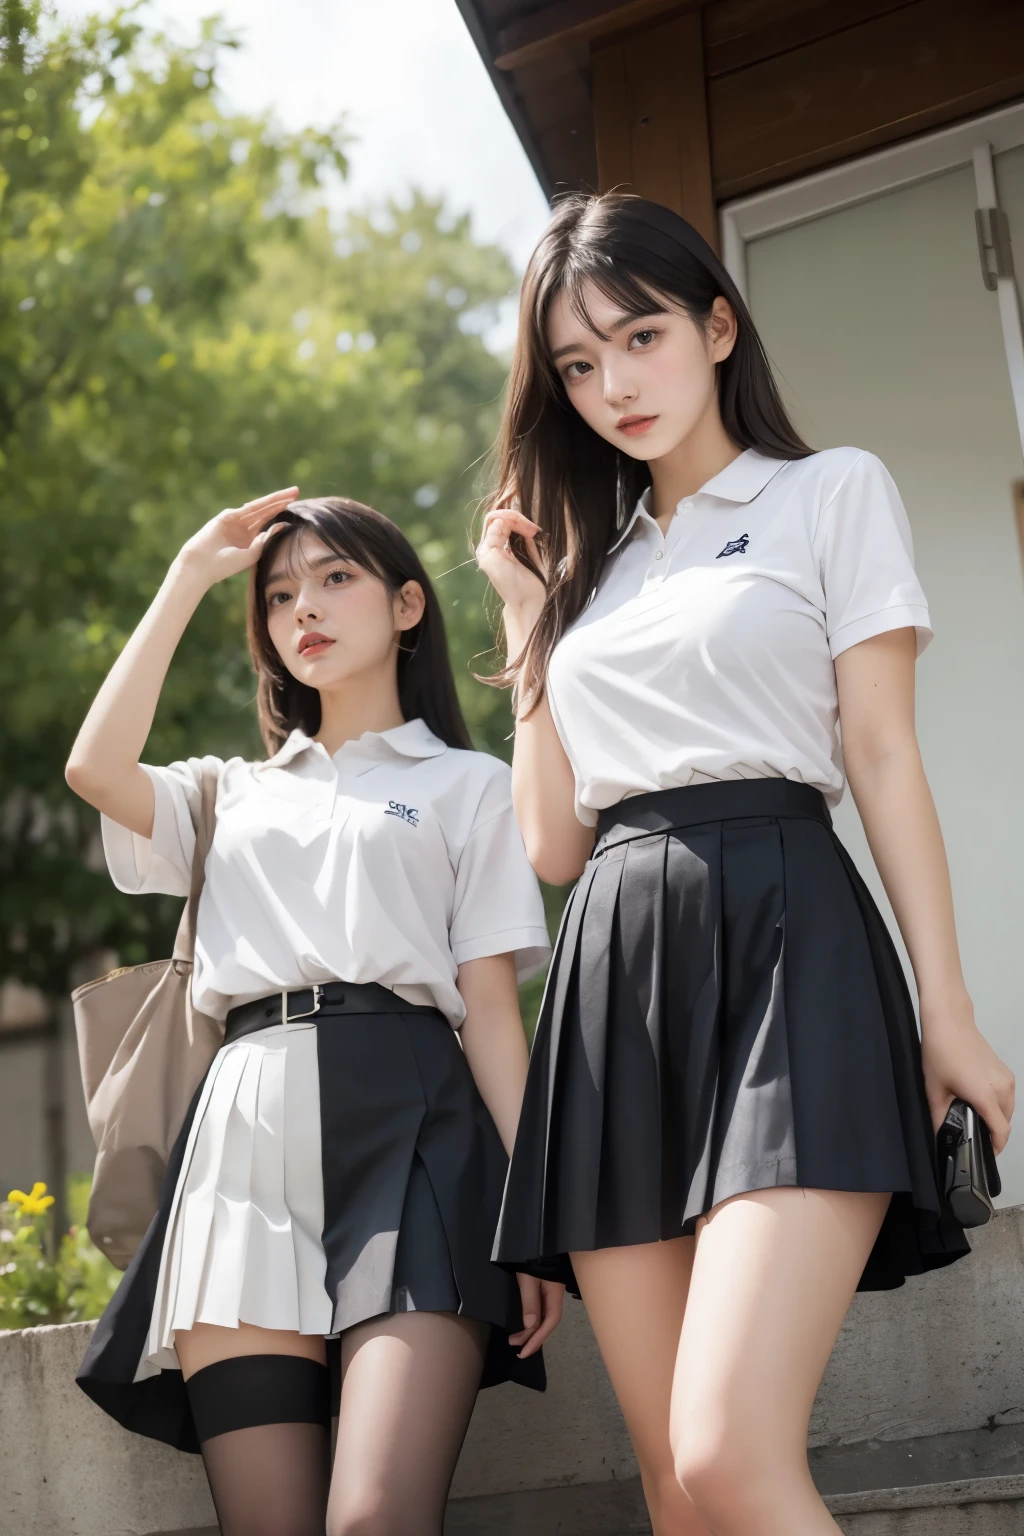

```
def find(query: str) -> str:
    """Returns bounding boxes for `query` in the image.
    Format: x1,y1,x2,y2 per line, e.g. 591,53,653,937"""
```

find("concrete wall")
3,1208,1024,1536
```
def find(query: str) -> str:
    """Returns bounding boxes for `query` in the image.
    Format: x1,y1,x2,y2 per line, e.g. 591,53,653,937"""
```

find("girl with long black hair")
476,193,1014,1536
69,491,561,1536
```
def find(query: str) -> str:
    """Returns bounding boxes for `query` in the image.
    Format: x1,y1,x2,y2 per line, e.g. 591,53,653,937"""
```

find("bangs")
538,251,677,371
261,505,387,592
564,264,669,339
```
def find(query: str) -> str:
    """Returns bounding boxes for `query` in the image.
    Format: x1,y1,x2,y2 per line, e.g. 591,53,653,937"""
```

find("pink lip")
617,415,658,437
298,633,334,656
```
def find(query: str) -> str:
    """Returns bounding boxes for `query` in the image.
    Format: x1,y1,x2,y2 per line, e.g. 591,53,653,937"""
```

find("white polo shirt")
101,719,551,1027
546,447,931,823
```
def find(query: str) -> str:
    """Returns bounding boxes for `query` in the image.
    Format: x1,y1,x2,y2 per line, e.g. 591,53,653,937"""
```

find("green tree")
0,2,538,1014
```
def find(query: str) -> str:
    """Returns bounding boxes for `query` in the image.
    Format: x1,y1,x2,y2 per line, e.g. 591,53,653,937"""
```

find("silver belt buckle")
281,984,323,1029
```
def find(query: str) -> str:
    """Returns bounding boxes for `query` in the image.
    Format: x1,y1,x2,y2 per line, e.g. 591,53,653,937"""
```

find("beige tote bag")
71,763,222,1269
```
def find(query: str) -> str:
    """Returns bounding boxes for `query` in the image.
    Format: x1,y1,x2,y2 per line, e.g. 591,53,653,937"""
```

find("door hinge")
976,206,1015,291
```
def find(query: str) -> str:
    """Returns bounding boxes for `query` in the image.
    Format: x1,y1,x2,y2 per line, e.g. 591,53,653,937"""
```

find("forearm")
461,1011,530,1158
846,741,970,1024
457,953,531,1157
505,603,594,885
66,556,209,823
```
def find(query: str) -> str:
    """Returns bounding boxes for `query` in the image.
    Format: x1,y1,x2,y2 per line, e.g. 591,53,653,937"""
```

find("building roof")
454,0,615,198
455,2,1024,210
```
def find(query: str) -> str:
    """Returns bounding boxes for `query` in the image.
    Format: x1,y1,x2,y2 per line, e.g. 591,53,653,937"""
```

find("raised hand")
475,506,547,620
178,487,299,587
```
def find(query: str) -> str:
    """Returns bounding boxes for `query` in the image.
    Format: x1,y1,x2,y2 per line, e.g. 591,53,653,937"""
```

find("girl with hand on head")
476,194,1014,1536
69,489,560,1536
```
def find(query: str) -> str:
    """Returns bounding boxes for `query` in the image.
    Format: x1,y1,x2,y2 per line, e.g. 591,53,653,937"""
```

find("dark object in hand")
937,1098,1001,1228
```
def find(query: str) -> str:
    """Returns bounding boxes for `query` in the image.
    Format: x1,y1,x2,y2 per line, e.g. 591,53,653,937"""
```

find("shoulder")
214,754,283,799
436,747,512,797
215,754,264,782
784,446,890,503
149,752,232,791
785,449,903,551
430,747,513,829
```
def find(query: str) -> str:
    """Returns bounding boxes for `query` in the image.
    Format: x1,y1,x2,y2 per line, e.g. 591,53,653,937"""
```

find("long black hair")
487,192,812,707
247,496,472,754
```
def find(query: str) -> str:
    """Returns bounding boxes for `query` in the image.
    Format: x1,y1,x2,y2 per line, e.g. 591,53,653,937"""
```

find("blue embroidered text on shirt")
385,801,419,827
716,534,750,558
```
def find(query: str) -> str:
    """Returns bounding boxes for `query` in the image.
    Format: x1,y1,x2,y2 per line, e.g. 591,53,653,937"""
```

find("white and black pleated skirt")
78,983,543,1453
493,778,971,1293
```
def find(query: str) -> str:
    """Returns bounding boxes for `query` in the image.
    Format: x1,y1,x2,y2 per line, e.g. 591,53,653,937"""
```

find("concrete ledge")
0,1322,216,1536
2,1207,1024,1535
833,1500,1024,1536
829,1476,1024,1515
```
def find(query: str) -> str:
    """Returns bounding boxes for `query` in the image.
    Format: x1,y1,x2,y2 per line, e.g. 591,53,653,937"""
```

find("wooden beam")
708,0,1024,199
592,44,633,192
592,9,718,248
495,0,699,72
704,0,917,79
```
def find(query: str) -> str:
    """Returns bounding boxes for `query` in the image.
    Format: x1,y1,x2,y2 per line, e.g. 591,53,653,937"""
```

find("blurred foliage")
0,1,565,1019
0,1175,121,1329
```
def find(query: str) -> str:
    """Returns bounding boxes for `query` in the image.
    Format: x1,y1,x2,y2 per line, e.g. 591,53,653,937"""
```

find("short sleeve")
100,757,216,897
816,451,932,660
449,768,551,983
545,675,599,829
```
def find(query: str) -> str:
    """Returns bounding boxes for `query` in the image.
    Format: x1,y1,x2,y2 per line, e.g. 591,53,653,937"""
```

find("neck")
315,664,405,756
647,396,742,529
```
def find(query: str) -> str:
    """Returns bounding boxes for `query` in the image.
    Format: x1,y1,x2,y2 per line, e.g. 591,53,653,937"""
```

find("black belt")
594,779,831,857
223,980,442,1046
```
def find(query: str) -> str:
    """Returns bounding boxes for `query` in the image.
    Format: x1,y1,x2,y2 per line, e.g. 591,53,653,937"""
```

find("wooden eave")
456,0,1024,216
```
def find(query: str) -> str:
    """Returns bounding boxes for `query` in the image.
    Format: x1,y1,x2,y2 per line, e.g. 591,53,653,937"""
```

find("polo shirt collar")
607,493,651,555
701,449,789,503
607,449,790,554
261,717,446,771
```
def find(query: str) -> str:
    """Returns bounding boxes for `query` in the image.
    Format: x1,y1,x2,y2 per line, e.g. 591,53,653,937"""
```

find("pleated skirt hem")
79,1005,544,1453
492,780,971,1296
141,1023,333,1376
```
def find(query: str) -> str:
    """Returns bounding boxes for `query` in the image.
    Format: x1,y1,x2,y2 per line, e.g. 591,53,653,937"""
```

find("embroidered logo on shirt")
716,534,750,558
385,801,419,827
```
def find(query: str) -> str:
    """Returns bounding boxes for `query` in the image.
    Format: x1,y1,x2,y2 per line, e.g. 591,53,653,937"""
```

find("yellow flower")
7,1182,55,1216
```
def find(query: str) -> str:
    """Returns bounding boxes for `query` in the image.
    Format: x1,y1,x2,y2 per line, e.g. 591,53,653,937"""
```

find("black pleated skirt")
78,988,543,1454
493,779,971,1295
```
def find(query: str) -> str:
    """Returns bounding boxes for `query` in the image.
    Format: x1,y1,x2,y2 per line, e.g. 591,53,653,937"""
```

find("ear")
394,579,426,632
707,296,738,364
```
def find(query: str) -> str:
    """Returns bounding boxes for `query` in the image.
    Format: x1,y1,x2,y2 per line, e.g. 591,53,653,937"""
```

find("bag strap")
171,759,220,965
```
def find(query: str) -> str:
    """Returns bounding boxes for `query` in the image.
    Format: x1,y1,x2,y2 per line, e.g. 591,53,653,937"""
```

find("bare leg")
672,1187,891,1535
174,1323,330,1536
327,1310,488,1536
571,1241,713,1536
175,1320,327,1378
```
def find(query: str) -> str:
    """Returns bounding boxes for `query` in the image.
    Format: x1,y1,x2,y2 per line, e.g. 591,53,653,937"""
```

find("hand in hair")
177,486,298,589
476,506,547,620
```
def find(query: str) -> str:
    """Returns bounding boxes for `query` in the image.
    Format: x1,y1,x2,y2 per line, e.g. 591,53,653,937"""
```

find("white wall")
746,155,1024,1202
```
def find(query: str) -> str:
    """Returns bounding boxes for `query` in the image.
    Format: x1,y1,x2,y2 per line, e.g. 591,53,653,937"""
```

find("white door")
736,134,1024,1202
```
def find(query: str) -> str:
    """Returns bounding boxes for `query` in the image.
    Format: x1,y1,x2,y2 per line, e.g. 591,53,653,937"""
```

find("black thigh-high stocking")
185,1353,331,1536
328,1311,488,1536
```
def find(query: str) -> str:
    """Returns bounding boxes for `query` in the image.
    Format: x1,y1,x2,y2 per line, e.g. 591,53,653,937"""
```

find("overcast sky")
50,0,552,274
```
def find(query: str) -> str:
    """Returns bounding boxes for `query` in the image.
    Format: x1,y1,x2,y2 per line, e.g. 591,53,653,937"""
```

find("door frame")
720,100,1024,458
